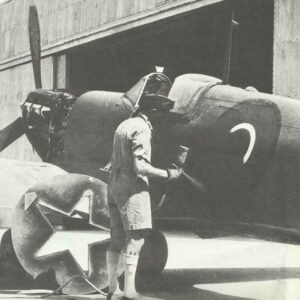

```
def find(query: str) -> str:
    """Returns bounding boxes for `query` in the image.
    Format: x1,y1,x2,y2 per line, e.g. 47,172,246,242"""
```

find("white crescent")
230,123,256,164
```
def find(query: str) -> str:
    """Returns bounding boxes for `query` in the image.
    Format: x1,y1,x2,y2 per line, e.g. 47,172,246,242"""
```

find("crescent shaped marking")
230,123,256,164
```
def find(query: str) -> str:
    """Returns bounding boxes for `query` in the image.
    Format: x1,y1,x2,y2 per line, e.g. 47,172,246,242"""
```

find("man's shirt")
108,113,152,205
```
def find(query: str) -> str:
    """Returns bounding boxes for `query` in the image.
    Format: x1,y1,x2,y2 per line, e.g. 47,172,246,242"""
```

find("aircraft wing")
0,159,66,227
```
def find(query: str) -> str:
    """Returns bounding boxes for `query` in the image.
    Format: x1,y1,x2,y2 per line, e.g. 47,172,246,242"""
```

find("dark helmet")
139,94,175,111
124,70,175,113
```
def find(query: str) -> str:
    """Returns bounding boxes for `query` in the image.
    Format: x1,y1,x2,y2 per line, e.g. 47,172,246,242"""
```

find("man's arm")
133,157,168,179
131,127,182,181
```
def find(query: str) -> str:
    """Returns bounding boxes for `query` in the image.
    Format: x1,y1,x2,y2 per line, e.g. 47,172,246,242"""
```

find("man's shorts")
108,189,152,231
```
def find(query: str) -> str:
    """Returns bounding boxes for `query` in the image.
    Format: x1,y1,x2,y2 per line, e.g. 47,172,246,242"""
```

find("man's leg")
123,230,147,299
121,190,152,299
107,203,126,297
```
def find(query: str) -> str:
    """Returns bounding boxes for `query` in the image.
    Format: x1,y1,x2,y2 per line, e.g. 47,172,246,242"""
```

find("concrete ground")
1,229,300,300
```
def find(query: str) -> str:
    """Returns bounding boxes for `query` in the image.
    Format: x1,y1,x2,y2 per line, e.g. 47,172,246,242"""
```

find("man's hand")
134,157,169,179
166,168,183,182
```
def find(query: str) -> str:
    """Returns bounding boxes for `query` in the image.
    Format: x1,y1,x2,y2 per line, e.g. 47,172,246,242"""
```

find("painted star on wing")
36,231,110,271
35,189,109,271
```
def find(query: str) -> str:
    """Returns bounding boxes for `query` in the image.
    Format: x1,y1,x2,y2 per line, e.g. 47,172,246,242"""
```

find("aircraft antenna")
222,1,239,85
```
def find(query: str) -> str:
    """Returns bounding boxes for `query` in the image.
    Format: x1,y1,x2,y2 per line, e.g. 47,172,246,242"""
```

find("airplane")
1,1,300,296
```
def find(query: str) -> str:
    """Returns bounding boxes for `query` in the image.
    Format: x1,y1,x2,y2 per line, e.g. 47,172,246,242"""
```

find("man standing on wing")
106,94,182,300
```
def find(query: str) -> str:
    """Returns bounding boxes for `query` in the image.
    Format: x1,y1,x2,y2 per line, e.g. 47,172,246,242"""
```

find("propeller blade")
0,118,25,152
28,4,42,89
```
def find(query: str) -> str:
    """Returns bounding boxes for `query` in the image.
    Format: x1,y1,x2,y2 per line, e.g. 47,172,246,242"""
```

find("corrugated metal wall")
273,0,300,99
0,0,222,70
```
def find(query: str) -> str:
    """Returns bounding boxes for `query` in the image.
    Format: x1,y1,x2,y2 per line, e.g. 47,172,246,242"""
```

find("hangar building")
0,0,297,160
